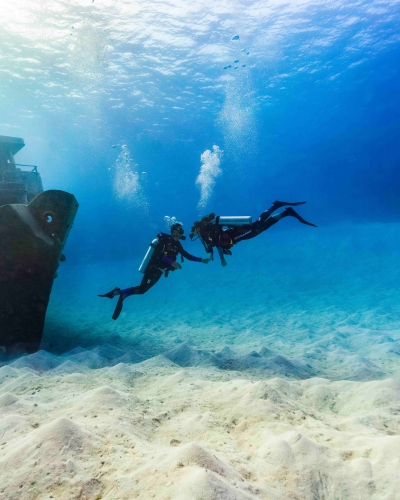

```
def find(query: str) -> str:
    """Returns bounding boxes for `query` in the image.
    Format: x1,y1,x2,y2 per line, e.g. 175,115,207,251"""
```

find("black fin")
98,287,120,299
285,207,317,227
272,200,306,211
112,295,124,320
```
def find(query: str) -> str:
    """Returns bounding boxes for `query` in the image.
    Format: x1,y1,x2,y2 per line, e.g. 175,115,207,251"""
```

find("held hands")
171,262,182,270
201,258,211,264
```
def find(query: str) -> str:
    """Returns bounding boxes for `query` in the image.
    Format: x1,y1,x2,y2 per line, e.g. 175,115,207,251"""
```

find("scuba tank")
214,216,252,226
138,237,159,273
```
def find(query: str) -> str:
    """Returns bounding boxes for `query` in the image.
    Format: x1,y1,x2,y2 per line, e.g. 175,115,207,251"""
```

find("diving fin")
284,207,317,227
98,287,120,299
112,295,124,320
272,200,306,211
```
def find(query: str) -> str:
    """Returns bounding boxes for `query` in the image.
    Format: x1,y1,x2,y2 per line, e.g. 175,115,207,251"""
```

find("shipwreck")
0,135,79,355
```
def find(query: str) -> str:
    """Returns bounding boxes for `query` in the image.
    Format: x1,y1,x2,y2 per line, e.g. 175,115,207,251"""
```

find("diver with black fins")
98,223,210,320
190,200,317,266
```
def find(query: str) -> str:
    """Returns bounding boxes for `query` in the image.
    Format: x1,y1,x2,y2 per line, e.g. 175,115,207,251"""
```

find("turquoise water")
3,4,400,498
1,0,400,369
41,222,400,381
0,0,400,372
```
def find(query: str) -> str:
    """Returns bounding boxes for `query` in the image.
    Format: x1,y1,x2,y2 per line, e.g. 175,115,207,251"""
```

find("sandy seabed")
1,223,400,499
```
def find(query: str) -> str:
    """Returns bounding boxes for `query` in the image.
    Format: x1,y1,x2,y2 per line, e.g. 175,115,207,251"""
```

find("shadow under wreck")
0,135,79,356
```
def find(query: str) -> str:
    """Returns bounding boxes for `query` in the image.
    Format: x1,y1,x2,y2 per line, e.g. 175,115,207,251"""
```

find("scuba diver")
99,223,210,320
190,200,317,266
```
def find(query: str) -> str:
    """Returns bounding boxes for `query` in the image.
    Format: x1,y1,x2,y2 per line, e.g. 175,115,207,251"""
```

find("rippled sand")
1,224,400,499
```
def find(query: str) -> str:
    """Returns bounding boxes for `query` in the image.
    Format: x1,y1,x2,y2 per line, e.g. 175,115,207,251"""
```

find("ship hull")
0,190,78,355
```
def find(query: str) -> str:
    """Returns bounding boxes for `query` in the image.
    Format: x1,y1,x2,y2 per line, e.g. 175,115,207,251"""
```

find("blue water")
3,5,400,499
2,0,400,364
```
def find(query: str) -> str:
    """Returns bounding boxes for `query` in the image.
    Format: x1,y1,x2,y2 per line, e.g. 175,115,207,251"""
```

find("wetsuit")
99,233,204,320
199,207,279,252
123,232,202,297
198,201,316,259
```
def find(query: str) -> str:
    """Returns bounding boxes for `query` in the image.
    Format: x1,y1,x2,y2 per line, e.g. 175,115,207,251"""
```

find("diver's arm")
216,246,227,267
179,247,202,262
179,247,210,264
216,247,224,259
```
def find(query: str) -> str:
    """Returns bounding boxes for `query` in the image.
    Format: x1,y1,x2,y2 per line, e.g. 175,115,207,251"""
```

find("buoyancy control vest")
200,216,252,250
158,232,181,262
139,232,183,274
200,223,234,250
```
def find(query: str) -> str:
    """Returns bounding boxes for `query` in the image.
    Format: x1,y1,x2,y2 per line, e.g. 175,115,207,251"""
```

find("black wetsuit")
200,207,279,253
123,233,202,297
198,201,316,258
100,233,205,320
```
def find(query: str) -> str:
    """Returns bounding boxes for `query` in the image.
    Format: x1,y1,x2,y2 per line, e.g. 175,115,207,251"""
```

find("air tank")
138,238,159,273
214,216,252,226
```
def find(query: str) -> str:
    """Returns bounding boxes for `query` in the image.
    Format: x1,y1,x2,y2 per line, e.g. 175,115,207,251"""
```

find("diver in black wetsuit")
99,223,210,320
190,201,317,267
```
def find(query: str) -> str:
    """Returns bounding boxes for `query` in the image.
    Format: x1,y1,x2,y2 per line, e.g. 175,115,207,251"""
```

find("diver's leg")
112,267,163,321
129,267,163,295
232,218,279,243
232,206,316,244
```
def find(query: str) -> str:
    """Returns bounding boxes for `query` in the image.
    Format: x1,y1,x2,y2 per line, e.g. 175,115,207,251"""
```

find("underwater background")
1,1,400,499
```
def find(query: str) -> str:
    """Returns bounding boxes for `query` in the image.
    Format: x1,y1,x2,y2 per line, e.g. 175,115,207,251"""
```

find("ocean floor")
1,223,400,499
